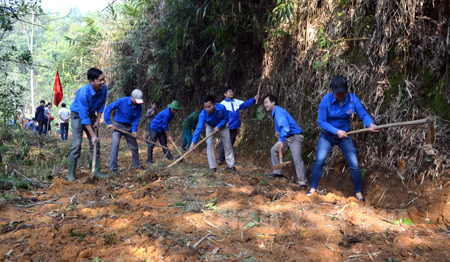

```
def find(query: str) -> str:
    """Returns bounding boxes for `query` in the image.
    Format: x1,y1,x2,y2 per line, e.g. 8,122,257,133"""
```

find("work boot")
88,157,110,179
68,160,77,182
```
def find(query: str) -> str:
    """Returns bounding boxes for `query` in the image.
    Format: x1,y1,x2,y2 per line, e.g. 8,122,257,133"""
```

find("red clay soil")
0,136,449,261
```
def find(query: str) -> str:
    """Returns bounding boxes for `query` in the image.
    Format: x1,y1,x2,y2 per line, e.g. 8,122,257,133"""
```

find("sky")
40,0,112,14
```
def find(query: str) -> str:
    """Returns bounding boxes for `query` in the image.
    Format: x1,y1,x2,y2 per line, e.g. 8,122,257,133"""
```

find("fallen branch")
11,214,31,233
13,169,45,188
193,233,213,248
15,198,60,207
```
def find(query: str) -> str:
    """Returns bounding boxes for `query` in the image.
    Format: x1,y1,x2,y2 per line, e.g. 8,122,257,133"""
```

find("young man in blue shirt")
307,76,378,202
147,100,183,164
104,89,146,172
218,88,260,165
68,68,109,182
263,95,307,189
190,95,237,173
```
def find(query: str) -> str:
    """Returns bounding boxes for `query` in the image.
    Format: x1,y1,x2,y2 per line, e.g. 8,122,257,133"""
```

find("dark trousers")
219,129,238,162
147,129,173,162
60,123,69,140
38,120,46,135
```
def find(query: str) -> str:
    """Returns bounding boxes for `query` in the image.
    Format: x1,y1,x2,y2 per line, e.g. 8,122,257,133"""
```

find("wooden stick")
170,140,183,156
346,117,434,135
11,214,31,233
167,132,216,168
272,143,290,170
113,127,169,150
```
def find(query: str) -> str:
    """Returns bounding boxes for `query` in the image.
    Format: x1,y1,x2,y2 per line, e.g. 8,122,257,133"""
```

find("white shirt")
58,108,70,123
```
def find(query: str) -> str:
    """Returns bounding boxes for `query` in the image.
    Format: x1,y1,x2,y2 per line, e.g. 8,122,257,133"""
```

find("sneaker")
209,168,217,173
148,161,153,165
136,166,147,171
306,191,314,196
267,173,283,178
226,167,237,173
356,196,366,203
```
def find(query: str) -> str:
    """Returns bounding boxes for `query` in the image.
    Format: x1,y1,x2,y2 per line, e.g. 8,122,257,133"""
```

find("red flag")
53,71,63,107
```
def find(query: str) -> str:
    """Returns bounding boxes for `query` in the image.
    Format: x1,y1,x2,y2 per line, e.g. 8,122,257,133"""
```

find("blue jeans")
310,131,362,193
60,123,69,140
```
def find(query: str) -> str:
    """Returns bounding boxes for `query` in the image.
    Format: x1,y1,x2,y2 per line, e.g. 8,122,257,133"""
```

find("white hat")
131,89,144,104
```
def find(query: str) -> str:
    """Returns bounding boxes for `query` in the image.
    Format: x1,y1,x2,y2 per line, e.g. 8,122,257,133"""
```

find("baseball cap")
131,89,144,104
331,75,348,94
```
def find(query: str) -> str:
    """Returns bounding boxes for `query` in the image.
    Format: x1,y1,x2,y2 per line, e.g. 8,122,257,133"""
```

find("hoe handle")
167,131,216,168
346,118,434,135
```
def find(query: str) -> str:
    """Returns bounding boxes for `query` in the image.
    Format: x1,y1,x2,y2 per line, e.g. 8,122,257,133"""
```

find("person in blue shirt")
307,75,379,202
190,95,237,173
68,68,109,182
218,88,260,165
263,95,307,188
26,118,36,130
105,89,146,172
147,100,183,165
35,100,46,135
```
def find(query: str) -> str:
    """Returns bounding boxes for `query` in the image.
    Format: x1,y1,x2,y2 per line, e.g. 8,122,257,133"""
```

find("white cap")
131,89,144,104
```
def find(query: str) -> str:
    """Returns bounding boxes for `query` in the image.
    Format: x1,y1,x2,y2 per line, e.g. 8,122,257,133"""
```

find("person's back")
26,120,35,130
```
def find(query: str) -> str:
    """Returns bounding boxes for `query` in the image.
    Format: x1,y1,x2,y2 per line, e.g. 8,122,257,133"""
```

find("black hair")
32,118,36,121
222,87,232,95
87,68,103,81
202,95,215,104
262,94,278,105
61,103,66,107
40,100,45,104
47,102,52,106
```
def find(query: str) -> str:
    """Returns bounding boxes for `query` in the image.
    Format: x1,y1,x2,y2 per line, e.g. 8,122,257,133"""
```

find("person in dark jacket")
35,100,46,135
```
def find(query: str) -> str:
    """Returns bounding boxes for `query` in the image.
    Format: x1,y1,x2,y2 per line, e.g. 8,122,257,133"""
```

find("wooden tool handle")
167,131,216,168
278,143,283,163
114,127,169,150
170,140,183,156
346,118,433,135
91,129,98,174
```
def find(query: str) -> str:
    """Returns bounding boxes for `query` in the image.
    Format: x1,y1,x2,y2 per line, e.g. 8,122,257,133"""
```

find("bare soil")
1,134,449,261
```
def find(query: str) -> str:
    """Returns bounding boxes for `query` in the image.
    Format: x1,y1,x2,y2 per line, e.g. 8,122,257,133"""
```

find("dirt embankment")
0,137,449,261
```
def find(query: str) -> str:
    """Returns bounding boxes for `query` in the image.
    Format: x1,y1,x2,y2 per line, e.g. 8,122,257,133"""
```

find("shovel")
167,131,216,168
84,129,99,183
272,143,291,170
113,127,169,150
346,117,436,144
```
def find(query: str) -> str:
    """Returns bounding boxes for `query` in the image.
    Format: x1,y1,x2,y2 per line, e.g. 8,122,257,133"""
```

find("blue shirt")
104,97,142,133
318,93,374,135
150,108,174,133
192,103,229,144
70,83,107,125
26,121,35,130
220,98,256,129
271,105,303,142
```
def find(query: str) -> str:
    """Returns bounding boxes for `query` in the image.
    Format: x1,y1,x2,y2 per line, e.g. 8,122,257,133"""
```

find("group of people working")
67,68,378,202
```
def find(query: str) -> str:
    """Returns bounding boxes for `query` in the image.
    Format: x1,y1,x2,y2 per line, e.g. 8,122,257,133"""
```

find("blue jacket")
318,93,374,135
70,83,107,125
104,97,142,133
35,105,45,122
220,98,255,129
150,108,174,133
192,103,229,143
271,105,303,143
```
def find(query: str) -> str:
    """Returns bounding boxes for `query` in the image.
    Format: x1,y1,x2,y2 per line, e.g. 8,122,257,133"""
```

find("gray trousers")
271,134,307,185
110,122,141,171
206,124,235,169
69,112,100,161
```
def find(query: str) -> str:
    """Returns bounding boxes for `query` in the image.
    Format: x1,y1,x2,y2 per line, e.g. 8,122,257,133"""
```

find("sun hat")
131,89,144,104
167,100,183,110
331,75,348,94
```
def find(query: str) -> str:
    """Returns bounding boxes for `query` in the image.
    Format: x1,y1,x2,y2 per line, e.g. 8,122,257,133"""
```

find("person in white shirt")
58,103,71,140
44,103,52,136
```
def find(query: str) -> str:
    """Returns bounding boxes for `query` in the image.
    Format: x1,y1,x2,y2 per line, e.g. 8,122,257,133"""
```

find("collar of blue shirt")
271,105,279,118
88,83,105,96
224,98,234,102
331,93,353,105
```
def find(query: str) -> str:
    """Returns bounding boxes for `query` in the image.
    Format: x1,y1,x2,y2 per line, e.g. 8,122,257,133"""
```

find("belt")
287,132,303,138
116,122,132,126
